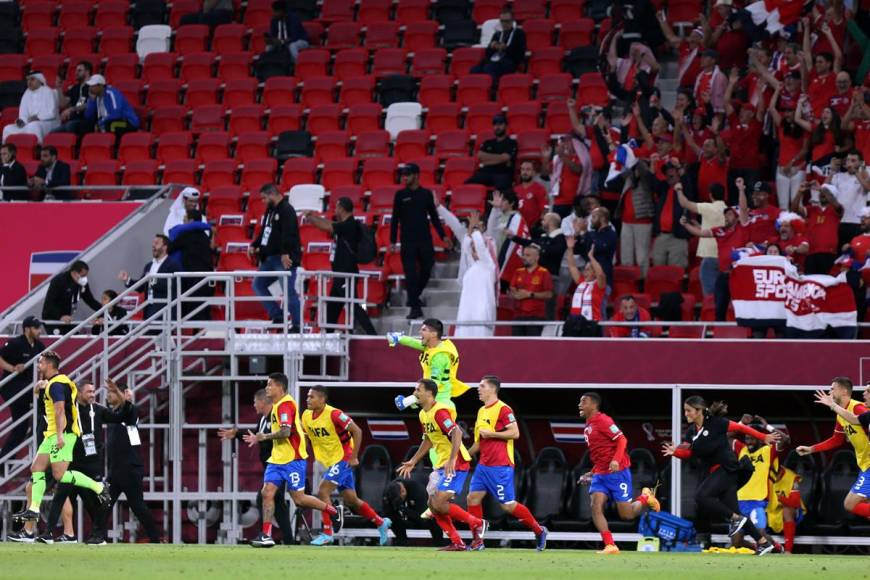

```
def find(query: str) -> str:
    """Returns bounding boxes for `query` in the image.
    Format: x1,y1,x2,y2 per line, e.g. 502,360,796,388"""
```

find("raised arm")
305,212,334,235
564,235,582,284
768,85,783,127
793,95,814,131
633,102,655,149
675,182,698,213
587,245,606,289
679,215,712,238
436,201,466,241
736,177,750,225
820,21,843,72
723,67,739,117
657,10,681,49
801,17,814,71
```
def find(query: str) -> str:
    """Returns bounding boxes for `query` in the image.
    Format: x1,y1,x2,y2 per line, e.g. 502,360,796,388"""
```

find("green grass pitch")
1,545,868,579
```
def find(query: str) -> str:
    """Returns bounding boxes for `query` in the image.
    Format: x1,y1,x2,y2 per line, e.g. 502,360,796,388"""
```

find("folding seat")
332,49,368,82
365,22,400,49
327,22,363,51
205,186,243,220
496,74,532,105
6,134,38,161
29,55,65,87
243,1,273,27
43,133,77,162
598,18,613,38
320,158,358,190
201,159,238,191
180,52,216,82
339,77,376,107
146,79,182,109
545,101,573,133
326,185,365,213
212,24,247,55
142,52,178,83
472,129,494,156
118,132,154,164
516,130,550,163
512,0,547,21
418,75,453,107
505,101,541,133
217,252,256,273
425,102,460,133
528,47,564,78
213,223,252,249
434,130,469,160
538,73,575,103
262,76,298,108
195,132,230,162
114,79,145,107
67,161,83,186
301,20,325,46
266,104,303,136
646,266,686,303
22,3,56,31
313,131,349,162
346,103,382,134
383,102,421,139
223,78,258,108
162,159,199,184
307,104,343,135
190,105,226,133
442,157,476,190
122,159,160,185
136,25,172,59
394,130,429,162
184,78,220,108
406,156,438,186
299,76,337,108
575,72,609,107
235,131,271,163
403,21,439,52
441,18,477,49
83,160,122,200
668,0,704,27
559,18,596,49
279,158,317,190
240,158,278,192
357,0,392,24
449,184,487,215
80,133,116,165
395,0,430,24
156,131,193,162
95,1,130,29
25,29,59,57
0,107,19,128
298,223,332,251
99,27,135,56
217,52,253,82
294,49,330,81
360,158,396,190
320,0,356,22
367,186,397,216
371,49,407,78
410,48,447,77
448,47,484,77
524,19,555,48
104,53,140,82
462,102,498,134
456,74,492,107
471,0,502,24
168,0,201,28
275,130,313,159
0,55,26,83
550,0,583,21
355,130,390,158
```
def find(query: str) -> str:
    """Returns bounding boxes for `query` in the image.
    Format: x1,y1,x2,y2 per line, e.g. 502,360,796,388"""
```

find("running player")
248,373,337,548
301,385,392,546
577,392,660,555
12,351,111,524
466,376,547,551
800,377,870,521
397,379,485,551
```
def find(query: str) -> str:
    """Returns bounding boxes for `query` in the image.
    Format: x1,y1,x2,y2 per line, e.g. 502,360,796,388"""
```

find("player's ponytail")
708,401,729,416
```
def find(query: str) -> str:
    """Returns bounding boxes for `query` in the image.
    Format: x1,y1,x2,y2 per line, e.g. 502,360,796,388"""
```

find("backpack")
638,511,697,550
347,221,377,265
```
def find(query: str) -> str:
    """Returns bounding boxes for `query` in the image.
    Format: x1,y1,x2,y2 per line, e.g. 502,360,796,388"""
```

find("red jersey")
570,279,605,321
721,120,763,169
808,71,836,118
777,126,807,169
829,89,854,118
855,119,870,162
698,155,729,202
432,408,470,470
811,123,836,162
584,411,631,474
805,204,841,254
779,234,810,271
747,206,780,244
555,153,581,206
511,265,553,319
713,223,750,271
851,233,870,262
608,307,654,338
516,181,547,227
475,401,516,467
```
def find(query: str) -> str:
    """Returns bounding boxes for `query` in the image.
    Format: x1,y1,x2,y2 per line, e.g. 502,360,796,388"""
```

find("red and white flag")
746,0,809,34
499,213,530,284
550,422,587,443
367,419,409,440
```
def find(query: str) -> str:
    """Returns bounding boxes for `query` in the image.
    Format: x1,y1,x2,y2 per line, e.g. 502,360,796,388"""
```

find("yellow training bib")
419,402,471,469
419,339,470,399
301,404,353,467
42,374,80,438
268,393,308,464
838,399,870,471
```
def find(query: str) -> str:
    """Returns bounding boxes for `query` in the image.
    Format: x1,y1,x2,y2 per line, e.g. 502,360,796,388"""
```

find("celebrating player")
248,373,337,548
301,385,392,546
12,350,111,524
662,396,778,556
397,379,485,551
466,376,548,551
799,377,870,521
577,392,660,555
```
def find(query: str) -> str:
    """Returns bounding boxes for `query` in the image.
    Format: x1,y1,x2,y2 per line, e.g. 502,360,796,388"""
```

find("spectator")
652,163,690,269
51,61,94,136
743,182,780,245
0,143,28,201
29,146,72,201
563,237,606,336
720,72,765,204
0,316,45,460
791,182,842,275
612,0,662,53
168,209,214,322
769,85,809,209
465,114,517,192
775,213,810,272
179,0,233,27
390,163,446,320
514,161,547,230
163,187,206,236
41,260,101,334
827,150,870,249
681,117,729,204
509,246,553,336
606,34,659,99
83,75,139,146
707,0,759,72
609,295,656,338
830,71,854,117
658,16,704,90
574,206,618,291
118,234,182,321
250,183,302,329
304,198,377,335
842,91,868,162
795,101,844,175
561,195,601,237
486,189,525,287
677,182,726,297
90,290,129,336
615,160,656,278
693,49,727,115
470,8,526,82
1,72,58,144
267,1,309,64
543,131,593,219
843,207,870,262
803,19,842,119
509,213,566,278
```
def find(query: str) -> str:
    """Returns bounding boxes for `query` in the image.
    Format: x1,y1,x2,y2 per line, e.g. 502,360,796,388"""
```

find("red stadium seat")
262,77,298,108
168,0,200,28
320,0,356,22
361,157,397,189
449,184,487,215
266,104,303,136
174,25,209,55
340,77,376,107
240,158,278,193
538,73,574,103
201,159,238,191
497,74,532,105
299,76,337,108
80,133,115,165
99,26,134,56
545,101,573,133
506,101,542,133
612,266,642,298
83,160,122,200
449,48,484,77
395,130,430,162
212,24,248,54
321,158,358,190
465,102,501,134
355,130,391,158
327,22,362,50
180,52,216,82
395,0,430,24
195,132,230,162
307,104,343,135
122,160,160,185
118,132,154,164
146,80,182,109
206,186,243,221
551,0,583,21
235,131,270,163
223,78,258,108
516,130,550,163
29,55,64,86
95,0,129,29
406,157,438,187
668,0,704,26
646,265,685,303
299,223,331,250
368,187,396,216
6,134,38,160
25,28,59,56
0,55,26,82
712,326,751,339
332,49,368,81
366,22,400,49
404,21,439,52
560,19,596,49
327,185,366,213
294,49,330,81
513,0,547,20
217,52,253,82
43,133,76,161
142,53,178,83
162,159,199,185
442,157,477,190
524,19,555,47
434,130,470,160
214,224,252,248
358,0,392,24
302,21,325,46
425,103,461,133
185,78,220,107
411,48,447,77
418,75,454,107
528,47,564,77
346,102,382,134
114,79,144,107
190,105,226,134
22,3,56,31
156,131,193,163
243,1,272,27
471,0,502,23
104,53,139,82
456,74,492,107
279,158,317,190
372,48,408,77
576,73,609,107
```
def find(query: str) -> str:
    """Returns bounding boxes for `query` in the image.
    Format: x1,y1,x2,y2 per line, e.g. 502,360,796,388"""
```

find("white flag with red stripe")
499,213,530,284
746,0,810,34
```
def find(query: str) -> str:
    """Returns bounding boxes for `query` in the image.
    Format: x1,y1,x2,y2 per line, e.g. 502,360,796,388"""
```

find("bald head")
543,212,561,232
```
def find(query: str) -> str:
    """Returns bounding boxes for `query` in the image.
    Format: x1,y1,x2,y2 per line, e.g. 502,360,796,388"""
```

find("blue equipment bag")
638,511,696,547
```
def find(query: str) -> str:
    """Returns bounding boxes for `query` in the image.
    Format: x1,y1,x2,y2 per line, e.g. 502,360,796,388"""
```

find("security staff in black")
662,396,777,556
382,478,443,546
218,389,293,544
0,316,45,459
390,163,446,320
95,380,162,543
41,260,101,335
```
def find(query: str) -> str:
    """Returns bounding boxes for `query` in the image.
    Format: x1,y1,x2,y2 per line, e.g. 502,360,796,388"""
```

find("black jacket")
390,186,446,245
0,334,45,390
511,231,567,277
105,401,143,476
484,26,526,66
36,160,71,189
269,13,308,44
0,161,28,200
683,414,740,473
125,256,182,316
253,197,302,264
72,401,133,476
42,271,101,321
169,228,214,273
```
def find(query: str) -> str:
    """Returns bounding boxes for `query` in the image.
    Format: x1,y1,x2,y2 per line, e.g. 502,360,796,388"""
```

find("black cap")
492,113,507,125
753,181,772,193
22,316,42,329
399,163,420,175
701,49,719,60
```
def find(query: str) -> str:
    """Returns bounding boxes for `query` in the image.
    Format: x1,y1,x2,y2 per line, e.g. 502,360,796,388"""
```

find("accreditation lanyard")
78,404,97,456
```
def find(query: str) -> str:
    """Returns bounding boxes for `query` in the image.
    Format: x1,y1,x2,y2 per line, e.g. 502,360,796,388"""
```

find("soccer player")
799,377,870,521
577,392,660,555
397,379,485,551
466,375,547,551
247,373,336,548
301,385,392,546
12,350,111,524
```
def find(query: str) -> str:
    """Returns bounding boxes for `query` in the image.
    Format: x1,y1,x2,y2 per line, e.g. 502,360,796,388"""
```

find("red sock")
511,503,543,535
357,501,384,526
601,530,614,546
434,513,462,545
448,503,480,527
324,503,337,517
262,521,272,536
852,502,870,519
783,520,796,553
467,503,483,521
321,509,333,535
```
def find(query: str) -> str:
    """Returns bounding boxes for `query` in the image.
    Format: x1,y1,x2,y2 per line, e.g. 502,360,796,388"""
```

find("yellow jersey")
837,399,870,471
419,339,470,401
474,400,516,467
42,374,80,438
766,467,806,533
419,402,471,470
737,445,774,502
301,404,354,467
268,393,308,464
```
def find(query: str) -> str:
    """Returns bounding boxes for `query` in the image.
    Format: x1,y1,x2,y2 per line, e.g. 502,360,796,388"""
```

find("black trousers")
695,468,763,542
805,252,836,276
401,242,435,309
714,271,731,322
382,506,443,547
98,466,161,542
465,169,513,192
839,223,863,254
0,382,30,459
256,480,294,544
512,316,545,336
46,480,101,535
326,277,376,335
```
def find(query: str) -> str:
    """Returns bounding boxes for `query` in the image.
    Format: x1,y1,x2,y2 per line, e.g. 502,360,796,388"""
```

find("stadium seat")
319,0,356,23
442,19,477,49
80,133,116,165
214,223,252,249
0,55,26,83
366,22,401,49
372,48,409,77
99,27,135,56
275,130,313,160
223,78,258,108
22,3,56,31
497,74,532,105
378,75,417,107
410,48,447,77
217,52,254,82
667,0,704,26
523,19,555,48
395,0,430,24
476,18,502,49
368,187,397,217
185,78,221,107
118,132,154,164
195,132,230,163
538,73,574,103
122,159,160,185
266,104,303,136
434,130,470,160
418,75,454,107
327,22,363,51
347,103,383,134
205,186,243,221
471,0,502,24
240,158,278,193
442,158,477,191
560,19,596,49
180,52,216,82
321,158,358,190
332,49,368,82
217,251,256,273
212,24,248,55
506,101,542,133
358,0,392,23
146,80,181,109
6,134,37,161
83,160,122,200
287,183,326,212
142,52,178,83
340,77,376,107
425,102,461,133
466,102,501,134
29,55,65,87
201,159,238,191
576,73,609,107
156,131,193,163
25,28,59,57
235,132,271,163
327,185,366,213
307,104,343,135
550,0,583,21
279,157,317,190
355,130,391,158
355,445,393,513
456,74,492,107
104,53,140,82
114,79,145,107
528,47,564,77
300,76,337,108
404,21,440,52
646,265,685,303
394,129,430,162
361,157,397,189
711,326,751,339
43,133,76,162
613,265,642,297
513,0,547,21
384,102,421,140
526,447,568,522
449,47,484,77
294,49,330,81
136,24,172,59
545,101,573,134
243,0,273,27
162,159,199,185
262,76,298,108
96,0,131,29
407,157,438,187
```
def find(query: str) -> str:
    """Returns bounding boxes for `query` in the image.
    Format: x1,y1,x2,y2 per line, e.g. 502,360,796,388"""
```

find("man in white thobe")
2,73,58,144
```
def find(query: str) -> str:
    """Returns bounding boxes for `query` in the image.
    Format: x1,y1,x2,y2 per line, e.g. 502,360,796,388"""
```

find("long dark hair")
781,113,804,139
811,107,842,148
684,395,729,417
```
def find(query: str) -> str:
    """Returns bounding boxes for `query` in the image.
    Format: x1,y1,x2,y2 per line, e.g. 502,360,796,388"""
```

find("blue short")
851,468,870,497
264,459,307,491
434,468,469,495
589,468,633,503
739,500,769,529
469,464,516,503
324,460,356,492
